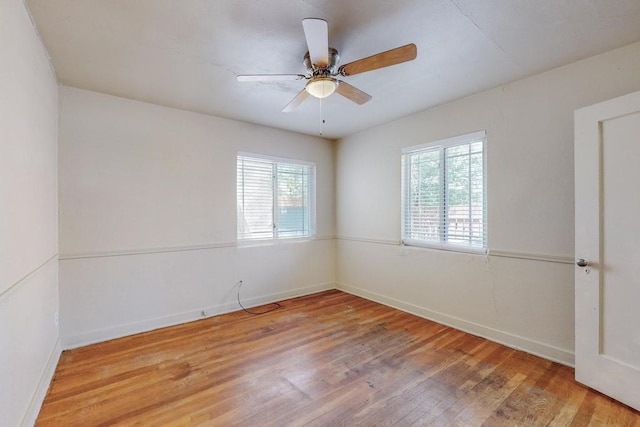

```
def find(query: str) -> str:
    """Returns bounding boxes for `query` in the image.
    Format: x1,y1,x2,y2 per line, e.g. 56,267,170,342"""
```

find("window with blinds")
237,154,315,242
401,131,486,253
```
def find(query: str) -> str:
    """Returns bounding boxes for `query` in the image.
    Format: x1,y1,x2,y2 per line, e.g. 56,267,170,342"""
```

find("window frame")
237,152,316,245
401,130,487,254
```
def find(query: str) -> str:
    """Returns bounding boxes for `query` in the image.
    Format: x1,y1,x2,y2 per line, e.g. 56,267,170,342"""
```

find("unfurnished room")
2,0,640,425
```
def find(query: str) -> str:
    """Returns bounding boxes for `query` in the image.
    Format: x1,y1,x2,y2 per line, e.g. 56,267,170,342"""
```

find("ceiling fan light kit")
237,18,417,112
305,77,338,98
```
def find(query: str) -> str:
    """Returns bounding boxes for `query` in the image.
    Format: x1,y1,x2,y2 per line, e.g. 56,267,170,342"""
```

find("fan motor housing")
304,47,339,76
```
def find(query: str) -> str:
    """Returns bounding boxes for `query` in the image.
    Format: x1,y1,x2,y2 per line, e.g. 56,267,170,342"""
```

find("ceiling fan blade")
340,43,417,76
336,81,372,105
282,89,311,112
237,74,306,82
302,18,329,67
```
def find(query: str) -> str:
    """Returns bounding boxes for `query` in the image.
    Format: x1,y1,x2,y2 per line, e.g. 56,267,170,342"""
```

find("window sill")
237,235,317,248
401,239,487,255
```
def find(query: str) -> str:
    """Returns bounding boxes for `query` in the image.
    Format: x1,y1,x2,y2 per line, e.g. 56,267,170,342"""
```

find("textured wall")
335,41,640,365
0,0,60,425
58,87,336,346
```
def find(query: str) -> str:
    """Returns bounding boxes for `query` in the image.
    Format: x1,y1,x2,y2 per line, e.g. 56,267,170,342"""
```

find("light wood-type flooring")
37,290,640,426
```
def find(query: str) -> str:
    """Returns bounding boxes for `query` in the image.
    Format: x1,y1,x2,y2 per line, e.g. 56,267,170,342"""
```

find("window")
401,131,486,253
237,153,315,242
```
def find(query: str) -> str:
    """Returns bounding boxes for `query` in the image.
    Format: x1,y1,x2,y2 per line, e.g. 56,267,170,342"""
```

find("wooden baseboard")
22,338,62,427
336,282,575,367
62,282,336,350
62,280,574,365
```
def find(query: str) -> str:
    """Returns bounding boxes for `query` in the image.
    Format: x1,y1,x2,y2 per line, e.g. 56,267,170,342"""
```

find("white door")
574,90,640,411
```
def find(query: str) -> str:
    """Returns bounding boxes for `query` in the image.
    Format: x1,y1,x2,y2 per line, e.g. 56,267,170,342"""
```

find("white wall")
0,0,60,425
335,41,640,365
58,86,335,347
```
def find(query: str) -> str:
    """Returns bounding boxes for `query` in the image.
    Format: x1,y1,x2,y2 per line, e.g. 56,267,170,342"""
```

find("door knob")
576,259,589,267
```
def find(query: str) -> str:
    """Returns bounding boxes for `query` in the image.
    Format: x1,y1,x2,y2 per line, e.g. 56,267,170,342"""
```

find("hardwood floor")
37,290,639,426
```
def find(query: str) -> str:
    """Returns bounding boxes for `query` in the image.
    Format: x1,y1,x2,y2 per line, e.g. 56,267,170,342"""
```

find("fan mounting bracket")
304,47,340,77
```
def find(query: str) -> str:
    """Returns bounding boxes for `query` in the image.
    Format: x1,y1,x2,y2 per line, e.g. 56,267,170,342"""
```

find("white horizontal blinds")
444,141,485,247
402,131,486,250
404,148,442,241
276,163,312,238
237,156,274,240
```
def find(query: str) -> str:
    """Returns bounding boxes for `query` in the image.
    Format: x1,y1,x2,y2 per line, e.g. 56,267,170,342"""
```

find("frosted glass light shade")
305,77,338,98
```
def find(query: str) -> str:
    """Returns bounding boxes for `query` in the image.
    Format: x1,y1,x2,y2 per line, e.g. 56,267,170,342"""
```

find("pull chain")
319,98,324,136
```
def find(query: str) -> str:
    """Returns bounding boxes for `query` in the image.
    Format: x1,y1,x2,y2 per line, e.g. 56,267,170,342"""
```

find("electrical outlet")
54,311,59,326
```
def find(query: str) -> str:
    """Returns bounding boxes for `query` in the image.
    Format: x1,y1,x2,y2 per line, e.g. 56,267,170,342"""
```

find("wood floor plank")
36,290,640,426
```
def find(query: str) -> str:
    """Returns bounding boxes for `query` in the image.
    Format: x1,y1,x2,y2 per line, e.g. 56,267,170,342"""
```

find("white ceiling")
27,0,640,139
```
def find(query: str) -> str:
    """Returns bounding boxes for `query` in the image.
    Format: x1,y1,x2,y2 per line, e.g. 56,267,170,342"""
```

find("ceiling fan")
237,18,417,112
